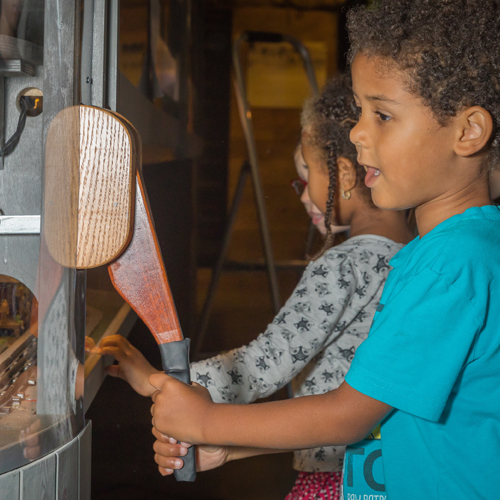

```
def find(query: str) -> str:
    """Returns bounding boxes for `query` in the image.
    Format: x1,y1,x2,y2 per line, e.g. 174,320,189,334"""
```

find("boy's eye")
375,111,391,122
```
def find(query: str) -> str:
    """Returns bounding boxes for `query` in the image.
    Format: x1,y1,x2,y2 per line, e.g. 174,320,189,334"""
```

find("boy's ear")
337,157,357,192
454,106,493,157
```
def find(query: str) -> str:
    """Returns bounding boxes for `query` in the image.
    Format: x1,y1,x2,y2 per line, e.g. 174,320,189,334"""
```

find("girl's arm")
150,373,391,450
152,427,290,475
191,252,359,404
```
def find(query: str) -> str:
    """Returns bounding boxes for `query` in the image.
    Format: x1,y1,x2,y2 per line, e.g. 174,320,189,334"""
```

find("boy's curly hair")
301,73,369,255
347,0,500,168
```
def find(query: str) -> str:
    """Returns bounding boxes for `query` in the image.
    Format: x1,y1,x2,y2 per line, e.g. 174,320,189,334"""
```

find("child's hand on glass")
85,334,161,397
152,427,229,476
150,373,213,445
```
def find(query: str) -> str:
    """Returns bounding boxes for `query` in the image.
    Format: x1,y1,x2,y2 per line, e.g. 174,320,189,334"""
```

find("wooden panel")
44,106,135,269
77,107,134,268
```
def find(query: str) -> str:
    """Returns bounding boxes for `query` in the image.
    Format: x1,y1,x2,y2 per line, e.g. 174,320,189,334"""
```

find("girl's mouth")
310,212,324,225
364,166,381,188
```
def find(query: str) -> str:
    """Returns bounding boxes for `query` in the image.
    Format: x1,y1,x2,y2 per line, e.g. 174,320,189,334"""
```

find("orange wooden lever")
108,170,183,346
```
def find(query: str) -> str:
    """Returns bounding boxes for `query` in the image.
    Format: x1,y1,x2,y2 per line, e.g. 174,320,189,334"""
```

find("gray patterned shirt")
190,235,404,472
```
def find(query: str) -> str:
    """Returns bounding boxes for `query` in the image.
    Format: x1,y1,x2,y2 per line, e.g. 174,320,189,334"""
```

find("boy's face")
350,54,459,211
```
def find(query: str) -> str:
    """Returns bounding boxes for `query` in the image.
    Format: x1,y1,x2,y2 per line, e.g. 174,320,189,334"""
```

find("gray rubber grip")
159,339,196,482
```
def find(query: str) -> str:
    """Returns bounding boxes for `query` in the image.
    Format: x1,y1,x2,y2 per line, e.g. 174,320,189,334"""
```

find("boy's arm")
150,374,391,450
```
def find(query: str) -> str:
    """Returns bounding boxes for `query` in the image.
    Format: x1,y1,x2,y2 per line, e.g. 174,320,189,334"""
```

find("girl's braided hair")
301,72,370,257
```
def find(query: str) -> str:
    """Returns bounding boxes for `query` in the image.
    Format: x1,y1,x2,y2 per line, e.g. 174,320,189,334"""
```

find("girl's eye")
375,111,391,122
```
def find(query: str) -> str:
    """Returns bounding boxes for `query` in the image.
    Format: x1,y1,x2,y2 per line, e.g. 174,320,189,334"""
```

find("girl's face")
350,53,460,211
300,138,350,234
293,146,327,235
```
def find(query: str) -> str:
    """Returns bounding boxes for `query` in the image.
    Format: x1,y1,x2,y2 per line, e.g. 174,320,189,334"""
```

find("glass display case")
0,0,90,498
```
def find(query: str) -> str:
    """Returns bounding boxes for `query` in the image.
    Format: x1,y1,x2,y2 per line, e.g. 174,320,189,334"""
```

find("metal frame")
194,31,319,357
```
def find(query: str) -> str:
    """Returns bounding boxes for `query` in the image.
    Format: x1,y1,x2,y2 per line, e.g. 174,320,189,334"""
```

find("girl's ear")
454,106,493,157
337,157,357,192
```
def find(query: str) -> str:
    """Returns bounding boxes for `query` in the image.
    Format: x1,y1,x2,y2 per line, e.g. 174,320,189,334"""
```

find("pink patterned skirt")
285,471,342,500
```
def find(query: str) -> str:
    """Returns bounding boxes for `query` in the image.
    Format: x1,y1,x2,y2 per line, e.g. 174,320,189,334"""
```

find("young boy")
150,1,500,497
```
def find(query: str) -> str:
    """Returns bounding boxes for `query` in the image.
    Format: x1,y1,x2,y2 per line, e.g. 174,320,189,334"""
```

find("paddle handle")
109,171,196,482
159,340,196,482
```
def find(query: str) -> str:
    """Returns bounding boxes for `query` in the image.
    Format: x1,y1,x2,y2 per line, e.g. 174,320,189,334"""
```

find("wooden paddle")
44,105,196,482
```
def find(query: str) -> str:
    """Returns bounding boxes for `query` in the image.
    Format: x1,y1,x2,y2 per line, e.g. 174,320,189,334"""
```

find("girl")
151,1,500,498
101,73,412,498
292,143,348,237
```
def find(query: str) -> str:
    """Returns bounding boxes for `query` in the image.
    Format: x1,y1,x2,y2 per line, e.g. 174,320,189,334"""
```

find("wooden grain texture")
78,106,134,268
44,105,80,268
44,105,135,269
108,169,184,345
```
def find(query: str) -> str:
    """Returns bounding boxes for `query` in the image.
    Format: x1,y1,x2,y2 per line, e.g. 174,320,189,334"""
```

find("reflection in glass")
0,275,37,417
0,0,44,44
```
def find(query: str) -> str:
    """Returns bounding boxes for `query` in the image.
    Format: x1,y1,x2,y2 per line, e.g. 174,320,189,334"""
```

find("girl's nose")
349,119,367,148
301,186,310,204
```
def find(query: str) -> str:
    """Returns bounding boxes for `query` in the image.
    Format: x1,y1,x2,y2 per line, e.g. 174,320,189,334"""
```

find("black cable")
0,97,30,157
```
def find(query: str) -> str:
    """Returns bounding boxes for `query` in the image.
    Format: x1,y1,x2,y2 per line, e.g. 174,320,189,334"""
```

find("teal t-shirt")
345,205,500,499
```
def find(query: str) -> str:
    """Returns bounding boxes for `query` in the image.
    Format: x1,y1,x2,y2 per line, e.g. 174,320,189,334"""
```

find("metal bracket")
0,216,40,234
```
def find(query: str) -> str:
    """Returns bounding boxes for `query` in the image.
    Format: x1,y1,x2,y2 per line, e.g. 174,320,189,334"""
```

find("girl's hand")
150,373,213,444
152,427,229,476
86,335,161,397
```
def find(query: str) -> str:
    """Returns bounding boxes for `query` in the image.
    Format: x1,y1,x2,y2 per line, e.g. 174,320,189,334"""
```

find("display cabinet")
0,0,198,498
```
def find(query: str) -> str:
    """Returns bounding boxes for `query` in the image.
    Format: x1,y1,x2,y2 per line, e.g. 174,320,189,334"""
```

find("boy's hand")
86,335,161,397
150,373,213,444
152,427,229,475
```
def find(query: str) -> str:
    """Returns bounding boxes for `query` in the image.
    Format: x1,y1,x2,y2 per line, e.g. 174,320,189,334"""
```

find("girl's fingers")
104,364,121,378
158,466,174,476
151,427,191,447
154,452,184,470
99,346,120,357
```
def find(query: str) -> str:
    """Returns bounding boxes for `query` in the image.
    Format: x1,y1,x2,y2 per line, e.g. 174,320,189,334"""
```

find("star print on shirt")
295,287,308,298
337,276,350,289
292,301,311,313
373,254,390,274
273,311,290,324
255,356,270,372
248,376,271,393
321,370,335,383
290,345,310,363
319,301,335,316
228,368,243,385
315,283,331,297
295,317,313,333
304,377,318,394
311,264,329,278
196,372,215,387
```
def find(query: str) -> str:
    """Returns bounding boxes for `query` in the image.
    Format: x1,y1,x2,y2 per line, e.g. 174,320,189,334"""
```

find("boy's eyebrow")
367,94,402,105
